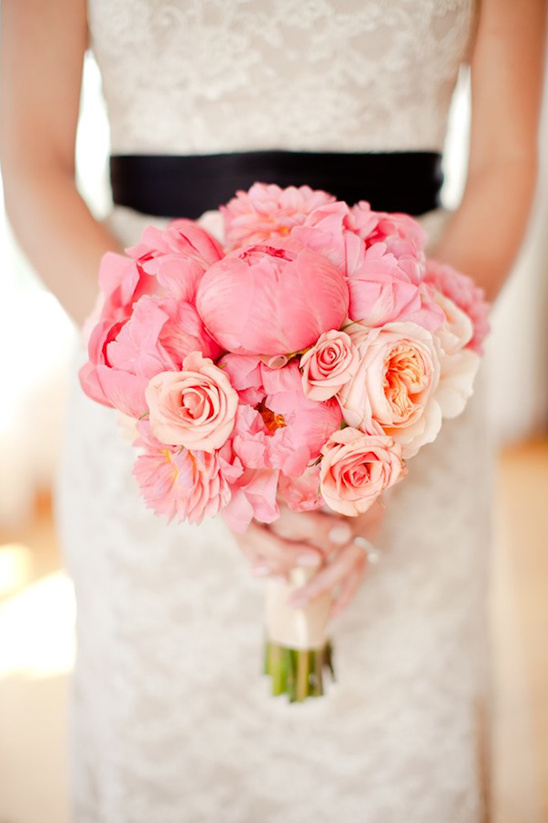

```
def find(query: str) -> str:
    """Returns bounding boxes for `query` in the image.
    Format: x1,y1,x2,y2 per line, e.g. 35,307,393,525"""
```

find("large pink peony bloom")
127,219,224,302
222,183,335,247
264,363,343,474
227,361,342,477
79,253,160,417
146,352,239,451
346,243,444,332
320,427,406,516
424,260,490,355
196,241,349,356
80,229,222,419
350,202,427,252
339,321,442,458
133,422,243,525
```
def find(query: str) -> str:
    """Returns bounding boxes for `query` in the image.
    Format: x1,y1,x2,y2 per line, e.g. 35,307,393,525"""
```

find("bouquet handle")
264,567,335,701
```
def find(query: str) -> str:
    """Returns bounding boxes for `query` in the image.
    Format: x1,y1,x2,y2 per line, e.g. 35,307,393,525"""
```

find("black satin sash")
110,150,443,219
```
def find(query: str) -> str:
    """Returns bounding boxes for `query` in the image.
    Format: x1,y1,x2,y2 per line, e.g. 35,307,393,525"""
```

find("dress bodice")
88,0,476,156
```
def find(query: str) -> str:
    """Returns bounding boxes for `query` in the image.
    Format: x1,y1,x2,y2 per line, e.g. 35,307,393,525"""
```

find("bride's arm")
0,0,121,326
434,0,546,301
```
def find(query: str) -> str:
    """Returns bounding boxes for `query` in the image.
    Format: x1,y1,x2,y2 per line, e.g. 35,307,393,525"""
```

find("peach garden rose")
338,321,442,458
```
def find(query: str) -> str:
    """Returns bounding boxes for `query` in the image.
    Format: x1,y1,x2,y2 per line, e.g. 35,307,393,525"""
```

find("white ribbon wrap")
265,567,332,651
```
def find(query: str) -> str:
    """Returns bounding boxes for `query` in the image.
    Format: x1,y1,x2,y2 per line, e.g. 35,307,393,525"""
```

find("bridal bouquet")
80,183,490,701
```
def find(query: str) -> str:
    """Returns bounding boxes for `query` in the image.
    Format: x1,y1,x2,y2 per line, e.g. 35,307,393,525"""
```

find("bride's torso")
88,0,476,156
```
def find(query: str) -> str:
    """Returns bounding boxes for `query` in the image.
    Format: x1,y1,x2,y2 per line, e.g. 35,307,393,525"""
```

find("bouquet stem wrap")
264,567,335,701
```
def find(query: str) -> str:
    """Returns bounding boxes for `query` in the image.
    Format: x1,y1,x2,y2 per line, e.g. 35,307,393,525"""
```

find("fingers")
236,521,323,578
288,543,366,609
269,506,353,553
330,565,366,620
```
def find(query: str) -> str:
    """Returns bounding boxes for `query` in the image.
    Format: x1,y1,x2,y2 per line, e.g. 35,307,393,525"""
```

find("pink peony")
145,352,239,451
222,183,335,247
339,321,442,458
300,330,359,401
319,427,406,516
278,465,323,513
424,261,490,355
346,243,444,332
196,241,349,356
80,233,223,419
221,468,280,532
264,362,343,473
133,422,243,525
350,202,427,252
227,362,342,477
127,219,224,302
79,253,161,417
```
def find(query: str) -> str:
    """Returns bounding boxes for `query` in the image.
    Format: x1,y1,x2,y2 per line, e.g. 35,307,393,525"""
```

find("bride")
1,1,545,821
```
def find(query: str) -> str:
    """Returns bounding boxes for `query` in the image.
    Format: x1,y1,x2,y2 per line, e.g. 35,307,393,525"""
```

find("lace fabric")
88,0,476,155
57,2,493,820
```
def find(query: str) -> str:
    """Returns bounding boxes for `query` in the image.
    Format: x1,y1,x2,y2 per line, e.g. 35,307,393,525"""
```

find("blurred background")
0,52,547,823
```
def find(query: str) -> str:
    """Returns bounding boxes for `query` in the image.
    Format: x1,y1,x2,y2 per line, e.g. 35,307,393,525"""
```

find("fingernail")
328,524,352,545
252,564,270,577
297,553,321,568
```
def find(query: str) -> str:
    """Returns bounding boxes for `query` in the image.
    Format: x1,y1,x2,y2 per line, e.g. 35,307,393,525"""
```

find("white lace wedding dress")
57,2,493,821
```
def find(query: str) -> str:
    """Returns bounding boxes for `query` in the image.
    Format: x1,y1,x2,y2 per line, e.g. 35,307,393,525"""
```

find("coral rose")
320,427,405,516
145,352,239,451
196,241,349,356
300,330,359,401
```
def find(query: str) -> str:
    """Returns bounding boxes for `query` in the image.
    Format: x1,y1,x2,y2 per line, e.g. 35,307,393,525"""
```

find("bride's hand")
230,518,325,580
230,500,385,617
277,501,385,619
228,502,355,580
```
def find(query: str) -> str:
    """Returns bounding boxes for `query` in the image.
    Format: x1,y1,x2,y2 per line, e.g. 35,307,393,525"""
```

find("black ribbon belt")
110,150,443,219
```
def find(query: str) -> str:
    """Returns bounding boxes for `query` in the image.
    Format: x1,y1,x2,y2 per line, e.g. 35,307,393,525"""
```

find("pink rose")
300,330,359,401
222,183,335,247
424,261,490,355
133,422,243,525
339,321,442,458
145,352,239,451
320,427,405,516
196,241,349,356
